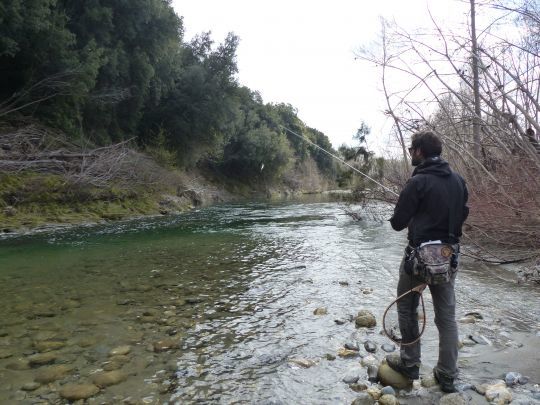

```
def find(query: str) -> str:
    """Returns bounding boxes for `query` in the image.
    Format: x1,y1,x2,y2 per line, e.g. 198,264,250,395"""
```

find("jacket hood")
412,156,452,177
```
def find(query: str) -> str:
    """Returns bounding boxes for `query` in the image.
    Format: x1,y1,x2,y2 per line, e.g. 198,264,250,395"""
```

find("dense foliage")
0,0,338,184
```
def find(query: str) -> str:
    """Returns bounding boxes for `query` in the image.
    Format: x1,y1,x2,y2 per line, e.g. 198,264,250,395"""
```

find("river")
0,200,539,404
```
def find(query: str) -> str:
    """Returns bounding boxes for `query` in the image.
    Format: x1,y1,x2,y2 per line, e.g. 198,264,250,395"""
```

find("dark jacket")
390,157,469,246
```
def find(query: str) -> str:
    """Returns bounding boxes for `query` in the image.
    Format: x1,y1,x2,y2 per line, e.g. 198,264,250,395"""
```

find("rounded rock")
355,310,377,328
343,374,360,384
351,392,375,405
59,383,100,400
504,371,522,387
92,370,128,388
344,342,359,351
439,393,467,405
314,307,328,315
108,345,131,357
377,363,412,390
34,364,73,383
21,382,40,391
381,344,396,353
28,352,58,366
381,386,396,396
364,341,377,353
378,394,399,405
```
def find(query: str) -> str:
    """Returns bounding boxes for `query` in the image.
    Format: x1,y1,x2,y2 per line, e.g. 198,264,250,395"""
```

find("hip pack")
411,242,458,285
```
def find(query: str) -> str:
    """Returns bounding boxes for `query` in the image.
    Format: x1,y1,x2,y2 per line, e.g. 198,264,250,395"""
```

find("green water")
0,201,539,404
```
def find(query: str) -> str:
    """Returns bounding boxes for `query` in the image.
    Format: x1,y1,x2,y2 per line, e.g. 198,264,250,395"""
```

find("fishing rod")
280,124,430,346
278,124,399,197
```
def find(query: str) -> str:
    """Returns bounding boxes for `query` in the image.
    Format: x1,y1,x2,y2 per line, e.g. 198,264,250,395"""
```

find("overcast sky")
172,0,471,153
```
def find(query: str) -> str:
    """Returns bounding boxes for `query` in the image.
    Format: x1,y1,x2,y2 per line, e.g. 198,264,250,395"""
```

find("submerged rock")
59,383,100,400
33,340,66,352
34,364,73,383
28,352,57,366
92,370,128,388
355,310,377,328
109,345,131,357
21,382,40,391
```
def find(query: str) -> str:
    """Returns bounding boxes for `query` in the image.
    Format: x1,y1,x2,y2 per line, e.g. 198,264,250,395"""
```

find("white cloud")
172,0,470,153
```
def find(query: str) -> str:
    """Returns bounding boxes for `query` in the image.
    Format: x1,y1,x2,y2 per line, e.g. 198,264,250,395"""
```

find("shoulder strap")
447,172,463,241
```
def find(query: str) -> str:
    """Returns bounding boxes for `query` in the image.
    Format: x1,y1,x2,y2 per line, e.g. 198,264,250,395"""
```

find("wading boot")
433,368,457,393
386,355,419,380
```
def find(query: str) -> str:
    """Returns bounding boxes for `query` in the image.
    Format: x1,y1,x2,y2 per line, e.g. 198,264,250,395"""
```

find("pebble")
339,281,349,286
351,392,375,404
21,382,40,391
338,348,360,358
108,345,131,356
458,316,476,324
334,318,347,325
288,358,316,368
366,387,382,400
484,381,513,404
33,340,66,352
59,383,100,400
92,370,128,388
5,359,31,370
325,353,336,361
153,339,180,352
34,364,73,383
355,310,377,328
381,386,396,396
364,341,377,353
378,394,399,405
468,334,490,345
464,311,483,319
349,381,369,392
360,354,378,367
343,374,360,384
344,342,359,351
0,348,13,359
439,393,467,405
421,375,438,388
28,352,57,366
367,365,378,383
381,344,396,353
504,371,522,386
313,307,327,315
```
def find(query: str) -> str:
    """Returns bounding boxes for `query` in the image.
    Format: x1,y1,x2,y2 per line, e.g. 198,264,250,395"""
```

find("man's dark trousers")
396,257,459,379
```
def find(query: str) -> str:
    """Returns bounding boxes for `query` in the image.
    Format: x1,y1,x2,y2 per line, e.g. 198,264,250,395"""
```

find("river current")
0,200,539,404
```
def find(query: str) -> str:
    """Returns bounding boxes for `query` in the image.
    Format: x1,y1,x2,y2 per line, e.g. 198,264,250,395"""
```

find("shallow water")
0,200,539,404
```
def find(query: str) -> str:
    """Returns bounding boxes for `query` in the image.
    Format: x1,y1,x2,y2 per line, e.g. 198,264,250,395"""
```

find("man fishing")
387,131,469,393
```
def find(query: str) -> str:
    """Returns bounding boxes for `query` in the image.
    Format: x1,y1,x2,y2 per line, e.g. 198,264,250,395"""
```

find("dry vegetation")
356,1,540,263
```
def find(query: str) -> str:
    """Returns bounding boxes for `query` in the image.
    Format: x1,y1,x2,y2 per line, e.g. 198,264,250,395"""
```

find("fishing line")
278,125,431,346
278,124,399,197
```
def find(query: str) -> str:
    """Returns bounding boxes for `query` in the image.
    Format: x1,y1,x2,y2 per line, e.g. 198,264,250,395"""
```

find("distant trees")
0,0,338,185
